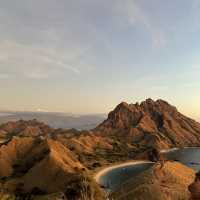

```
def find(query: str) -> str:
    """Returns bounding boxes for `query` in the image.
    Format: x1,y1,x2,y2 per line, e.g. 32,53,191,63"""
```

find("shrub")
64,172,105,200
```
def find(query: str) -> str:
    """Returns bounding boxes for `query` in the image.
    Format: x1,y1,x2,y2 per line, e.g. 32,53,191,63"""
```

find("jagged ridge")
97,99,200,149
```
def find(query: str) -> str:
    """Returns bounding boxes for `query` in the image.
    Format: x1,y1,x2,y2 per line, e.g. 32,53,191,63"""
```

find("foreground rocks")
188,171,200,200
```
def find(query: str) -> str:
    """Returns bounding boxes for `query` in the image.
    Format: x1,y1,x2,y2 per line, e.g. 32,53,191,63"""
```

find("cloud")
24,69,50,79
56,62,81,75
0,38,91,79
192,64,200,70
36,108,49,112
0,0,168,82
114,0,166,48
0,73,12,79
0,1,102,79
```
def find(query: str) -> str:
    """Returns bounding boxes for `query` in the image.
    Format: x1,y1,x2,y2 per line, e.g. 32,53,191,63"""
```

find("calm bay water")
164,147,200,171
98,162,153,191
97,148,200,191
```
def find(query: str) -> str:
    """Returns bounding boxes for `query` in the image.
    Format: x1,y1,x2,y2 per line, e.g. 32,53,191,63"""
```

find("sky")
0,0,200,120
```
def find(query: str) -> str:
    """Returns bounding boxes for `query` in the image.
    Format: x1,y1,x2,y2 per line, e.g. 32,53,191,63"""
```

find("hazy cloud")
0,0,104,79
0,0,170,81
114,0,166,48
0,73,12,79
0,0,200,117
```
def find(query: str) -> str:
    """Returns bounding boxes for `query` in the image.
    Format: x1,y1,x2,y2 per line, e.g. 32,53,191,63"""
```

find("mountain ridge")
0,98,200,199
96,98,200,150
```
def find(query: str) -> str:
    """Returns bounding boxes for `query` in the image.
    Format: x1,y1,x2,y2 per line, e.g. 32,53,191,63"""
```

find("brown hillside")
111,161,195,200
97,99,200,150
0,119,53,140
0,137,85,193
0,99,200,199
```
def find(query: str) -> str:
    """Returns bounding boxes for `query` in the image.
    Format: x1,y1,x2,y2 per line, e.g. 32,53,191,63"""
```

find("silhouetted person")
148,148,165,168
188,171,200,200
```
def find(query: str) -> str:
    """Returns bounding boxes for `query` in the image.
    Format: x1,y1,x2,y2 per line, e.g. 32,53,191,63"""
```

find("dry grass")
110,161,195,200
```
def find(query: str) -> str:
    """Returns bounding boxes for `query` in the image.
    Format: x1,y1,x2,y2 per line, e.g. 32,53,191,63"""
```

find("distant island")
0,111,105,130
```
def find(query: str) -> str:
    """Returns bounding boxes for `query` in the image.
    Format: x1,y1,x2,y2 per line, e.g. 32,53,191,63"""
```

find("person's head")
152,148,159,155
195,171,200,181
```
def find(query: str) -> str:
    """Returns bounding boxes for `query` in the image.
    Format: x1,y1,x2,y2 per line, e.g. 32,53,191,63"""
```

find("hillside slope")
111,161,195,200
97,99,200,150
0,137,84,193
53,99,200,167
0,119,53,143
0,98,200,199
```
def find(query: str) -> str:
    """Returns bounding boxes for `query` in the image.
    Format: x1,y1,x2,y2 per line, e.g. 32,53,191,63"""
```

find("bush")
64,172,105,200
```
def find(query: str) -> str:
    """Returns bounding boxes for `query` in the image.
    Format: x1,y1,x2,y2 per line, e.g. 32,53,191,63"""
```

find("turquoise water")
97,148,200,191
98,162,153,191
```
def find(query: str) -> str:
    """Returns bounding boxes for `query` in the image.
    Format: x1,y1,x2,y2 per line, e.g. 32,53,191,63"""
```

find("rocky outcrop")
97,99,200,150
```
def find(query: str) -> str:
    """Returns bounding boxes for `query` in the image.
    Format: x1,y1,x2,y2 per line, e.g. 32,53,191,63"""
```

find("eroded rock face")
96,99,200,150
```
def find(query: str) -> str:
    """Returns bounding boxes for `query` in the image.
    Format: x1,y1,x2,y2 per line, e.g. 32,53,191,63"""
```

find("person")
148,148,165,168
188,171,200,200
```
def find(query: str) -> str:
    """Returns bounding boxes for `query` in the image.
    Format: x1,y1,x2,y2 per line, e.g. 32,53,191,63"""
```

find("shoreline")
94,160,153,182
94,147,200,184
161,146,200,153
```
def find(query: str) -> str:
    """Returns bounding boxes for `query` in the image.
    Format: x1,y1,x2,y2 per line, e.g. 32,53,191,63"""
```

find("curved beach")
94,160,153,182
94,160,154,192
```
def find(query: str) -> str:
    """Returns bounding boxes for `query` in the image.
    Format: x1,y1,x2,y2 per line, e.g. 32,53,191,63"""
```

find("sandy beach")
94,160,153,182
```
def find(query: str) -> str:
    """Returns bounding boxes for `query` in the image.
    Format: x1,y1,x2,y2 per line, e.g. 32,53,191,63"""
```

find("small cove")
95,147,200,192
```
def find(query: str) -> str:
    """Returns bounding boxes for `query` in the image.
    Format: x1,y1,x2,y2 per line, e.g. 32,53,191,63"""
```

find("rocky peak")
114,102,132,112
102,100,144,130
98,98,175,130
96,98,200,149
140,99,177,112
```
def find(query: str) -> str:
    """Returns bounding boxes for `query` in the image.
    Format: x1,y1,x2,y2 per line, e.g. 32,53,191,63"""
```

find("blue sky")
0,0,200,119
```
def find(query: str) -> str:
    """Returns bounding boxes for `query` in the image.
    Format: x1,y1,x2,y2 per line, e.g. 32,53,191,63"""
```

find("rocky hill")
0,137,85,193
0,98,200,199
111,161,195,200
97,99,200,151
0,119,53,143
55,99,200,169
